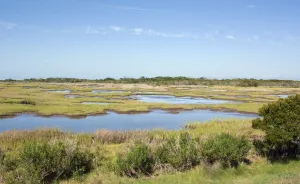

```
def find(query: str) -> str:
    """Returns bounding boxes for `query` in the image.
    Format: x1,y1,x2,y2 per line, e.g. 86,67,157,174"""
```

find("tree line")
1,77,300,87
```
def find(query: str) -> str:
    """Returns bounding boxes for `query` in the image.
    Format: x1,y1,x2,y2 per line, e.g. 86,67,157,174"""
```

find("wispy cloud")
102,5,161,12
133,28,143,35
0,21,17,29
203,33,216,40
131,28,207,39
84,25,219,40
225,35,235,40
85,26,108,35
247,35,260,42
109,26,122,32
246,5,256,8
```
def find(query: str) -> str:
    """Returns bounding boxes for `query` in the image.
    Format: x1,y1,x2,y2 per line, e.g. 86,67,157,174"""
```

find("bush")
154,132,201,171
252,95,300,160
19,99,36,105
237,80,259,87
0,148,4,166
201,134,251,168
115,143,154,178
2,141,93,184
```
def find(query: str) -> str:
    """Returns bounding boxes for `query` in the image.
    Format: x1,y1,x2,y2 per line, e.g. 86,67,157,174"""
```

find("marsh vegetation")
0,95,299,183
0,81,299,183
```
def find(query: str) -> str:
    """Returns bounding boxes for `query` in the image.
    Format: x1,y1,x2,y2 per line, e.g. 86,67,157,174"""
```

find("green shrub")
19,99,36,105
154,132,201,171
252,95,300,160
115,143,154,178
1,153,18,173
236,80,259,87
201,133,251,168
2,141,93,184
0,148,4,166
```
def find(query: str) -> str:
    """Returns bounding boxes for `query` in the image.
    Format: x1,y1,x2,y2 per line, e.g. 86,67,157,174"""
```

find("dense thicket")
253,95,300,160
2,77,300,87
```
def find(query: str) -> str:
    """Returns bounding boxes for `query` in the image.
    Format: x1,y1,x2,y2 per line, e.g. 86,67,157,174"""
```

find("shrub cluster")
0,147,4,166
1,141,93,184
252,95,300,160
236,79,259,87
154,132,201,171
19,99,36,105
115,133,251,178
115,143,154,177
201,134,251,168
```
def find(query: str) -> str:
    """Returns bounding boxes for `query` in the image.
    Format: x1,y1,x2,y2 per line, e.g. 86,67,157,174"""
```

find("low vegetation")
201,134,251,168
1,141,93,184
0,87,299,183
115,144,155,177
153,133,201,171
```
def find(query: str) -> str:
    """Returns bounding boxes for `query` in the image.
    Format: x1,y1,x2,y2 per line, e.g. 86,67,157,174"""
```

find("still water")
130,95,233,104
0,110,257,132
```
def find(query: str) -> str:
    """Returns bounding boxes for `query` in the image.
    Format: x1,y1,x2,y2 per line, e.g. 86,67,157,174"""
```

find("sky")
0,0,300,80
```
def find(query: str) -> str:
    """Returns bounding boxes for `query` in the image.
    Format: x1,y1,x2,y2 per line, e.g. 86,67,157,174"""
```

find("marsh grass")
1,83,299,116
0,117,298,184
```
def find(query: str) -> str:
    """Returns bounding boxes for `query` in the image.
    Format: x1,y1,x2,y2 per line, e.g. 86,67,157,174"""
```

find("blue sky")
0,0,300,80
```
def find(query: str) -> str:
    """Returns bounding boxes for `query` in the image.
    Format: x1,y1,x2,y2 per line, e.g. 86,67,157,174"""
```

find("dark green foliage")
154,132,201,171
252,95,300,160
7,77,299,87
19,99,36,105
2,141,93,184
0,147,5,166
236,79,259,87
115,143,154,178
201,134,251,168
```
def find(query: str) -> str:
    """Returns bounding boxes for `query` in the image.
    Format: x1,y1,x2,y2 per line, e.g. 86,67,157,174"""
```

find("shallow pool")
0,110,257,132
92,90,124,93
129,95,233,104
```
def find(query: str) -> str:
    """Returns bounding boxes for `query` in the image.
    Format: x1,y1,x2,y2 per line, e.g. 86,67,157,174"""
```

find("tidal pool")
129,95,233,104
81,102,110,105
0,110,257,132
23,86,39,89
65,94,82,98
92,90,124,93
275,95,289,98
46,90,71,93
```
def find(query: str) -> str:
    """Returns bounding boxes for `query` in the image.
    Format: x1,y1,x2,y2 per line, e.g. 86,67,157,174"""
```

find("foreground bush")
154,132,201,171
2,141,93,184
252,95,300,160
0,148,4,164
115,143,154,178
201,134,251,168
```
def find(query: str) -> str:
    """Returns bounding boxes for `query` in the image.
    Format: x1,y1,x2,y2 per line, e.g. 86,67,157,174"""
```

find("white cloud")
133,28,143,35
246,5,255,8
0,21,17,29
85,26,108,35
132,28,203,39
85,26,99,34
109,26,122,32
102,5,160,12
225,35,235,40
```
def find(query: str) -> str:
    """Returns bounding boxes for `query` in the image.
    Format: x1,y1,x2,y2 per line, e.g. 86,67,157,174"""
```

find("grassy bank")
0,119,298,184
